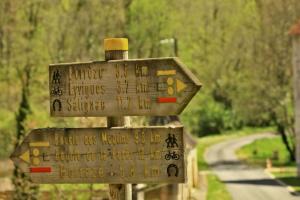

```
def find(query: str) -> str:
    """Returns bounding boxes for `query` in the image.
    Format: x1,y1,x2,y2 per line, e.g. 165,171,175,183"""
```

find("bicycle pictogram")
165,150,180,160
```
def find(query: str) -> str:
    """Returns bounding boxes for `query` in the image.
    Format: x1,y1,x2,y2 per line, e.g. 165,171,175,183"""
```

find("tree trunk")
277,123,296,162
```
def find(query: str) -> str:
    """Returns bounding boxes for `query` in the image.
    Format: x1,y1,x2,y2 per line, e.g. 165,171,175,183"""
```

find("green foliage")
128,0,173,58
183,94,242,136
0,0,298,152
198,97,226,134
0,0,299,196
0,109,15,158
237,136,294,166
207,174,232,200
196,127,274,170
184,96,224,135
237,136,300,191
12,167,39,200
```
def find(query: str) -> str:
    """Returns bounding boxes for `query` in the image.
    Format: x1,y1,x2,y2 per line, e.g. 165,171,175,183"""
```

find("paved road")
204,133,300,200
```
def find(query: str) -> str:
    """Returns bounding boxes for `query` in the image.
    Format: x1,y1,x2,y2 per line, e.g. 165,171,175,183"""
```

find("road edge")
264,169,300,196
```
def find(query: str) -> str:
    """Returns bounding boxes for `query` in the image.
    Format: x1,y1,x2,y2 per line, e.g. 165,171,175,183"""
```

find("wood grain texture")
105,48,130,200
49,57,201,117
10,126,186,184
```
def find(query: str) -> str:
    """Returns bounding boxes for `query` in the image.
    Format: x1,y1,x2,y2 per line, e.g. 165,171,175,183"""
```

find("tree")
11,1,45,198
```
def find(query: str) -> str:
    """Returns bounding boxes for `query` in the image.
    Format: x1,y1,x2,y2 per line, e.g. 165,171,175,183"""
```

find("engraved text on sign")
10,126,185,183
49,58,201,116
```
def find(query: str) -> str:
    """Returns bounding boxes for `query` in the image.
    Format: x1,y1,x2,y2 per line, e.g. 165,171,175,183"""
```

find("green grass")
197,126,275,170
236,136,293,167
236,134,300,193
197,126,275,200
206,174,231,200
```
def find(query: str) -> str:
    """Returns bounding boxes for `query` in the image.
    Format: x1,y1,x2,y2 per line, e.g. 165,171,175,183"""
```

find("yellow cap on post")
104,38,128,51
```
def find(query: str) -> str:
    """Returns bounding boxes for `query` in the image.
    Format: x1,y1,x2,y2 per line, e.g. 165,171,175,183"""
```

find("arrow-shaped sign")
11,126,185,184
49,57,201,117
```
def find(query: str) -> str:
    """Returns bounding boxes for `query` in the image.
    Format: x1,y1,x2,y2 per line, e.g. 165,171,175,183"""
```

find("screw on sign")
49,58,201,117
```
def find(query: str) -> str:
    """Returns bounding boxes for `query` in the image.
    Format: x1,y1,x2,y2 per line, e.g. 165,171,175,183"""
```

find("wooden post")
104,38,132,200
290,21,300,177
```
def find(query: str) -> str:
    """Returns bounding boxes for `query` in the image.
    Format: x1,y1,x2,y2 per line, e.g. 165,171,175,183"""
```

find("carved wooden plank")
10,126,186,184
49,57,201,117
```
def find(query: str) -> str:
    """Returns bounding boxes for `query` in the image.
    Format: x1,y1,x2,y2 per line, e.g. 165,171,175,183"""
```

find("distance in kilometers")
49,57,201,117
10,126,186,184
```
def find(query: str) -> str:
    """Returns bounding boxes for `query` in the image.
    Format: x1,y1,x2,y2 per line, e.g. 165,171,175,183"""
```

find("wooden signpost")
10,126,185,183
49,58,201,117
11,38,201,200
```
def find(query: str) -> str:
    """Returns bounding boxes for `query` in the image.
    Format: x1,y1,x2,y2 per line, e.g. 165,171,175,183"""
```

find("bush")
182,94,242,136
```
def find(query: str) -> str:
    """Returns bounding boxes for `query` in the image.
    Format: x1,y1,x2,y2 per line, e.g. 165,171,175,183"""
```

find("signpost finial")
104,38,128,51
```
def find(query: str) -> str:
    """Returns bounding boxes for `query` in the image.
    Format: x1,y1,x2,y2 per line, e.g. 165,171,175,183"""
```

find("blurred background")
1,0,300,199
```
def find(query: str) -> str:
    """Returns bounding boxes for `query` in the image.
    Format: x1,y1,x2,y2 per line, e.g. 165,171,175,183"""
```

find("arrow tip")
176,79,187,93
19,150,30,164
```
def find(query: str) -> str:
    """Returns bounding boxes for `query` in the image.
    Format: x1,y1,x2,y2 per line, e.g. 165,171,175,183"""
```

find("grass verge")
236,136,293,167
272,169,300,192
197,126,275,170
236,135,300,192
206,174,232,200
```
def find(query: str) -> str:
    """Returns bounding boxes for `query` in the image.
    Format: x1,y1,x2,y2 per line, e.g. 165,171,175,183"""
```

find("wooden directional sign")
49,57,201,117
10,126,185,183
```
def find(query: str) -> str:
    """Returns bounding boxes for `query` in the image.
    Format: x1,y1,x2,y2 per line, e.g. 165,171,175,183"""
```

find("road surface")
204,133,300,200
